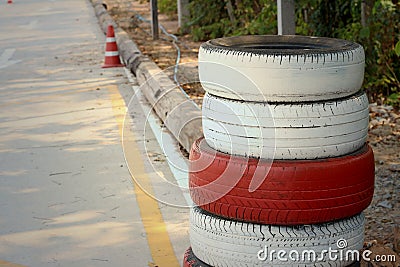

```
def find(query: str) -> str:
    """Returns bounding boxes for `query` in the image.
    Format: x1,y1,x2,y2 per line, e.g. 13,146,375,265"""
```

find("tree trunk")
225,0,236,26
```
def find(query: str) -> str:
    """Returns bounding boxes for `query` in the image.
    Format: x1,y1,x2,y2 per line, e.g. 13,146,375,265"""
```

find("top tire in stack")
184,35,375,267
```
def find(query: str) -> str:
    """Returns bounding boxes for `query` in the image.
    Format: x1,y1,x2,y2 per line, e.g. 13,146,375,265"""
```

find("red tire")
189,138,375,225
183,247,209,267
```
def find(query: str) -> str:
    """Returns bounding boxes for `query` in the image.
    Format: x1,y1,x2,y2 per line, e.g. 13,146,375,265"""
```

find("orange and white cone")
102,25,124,68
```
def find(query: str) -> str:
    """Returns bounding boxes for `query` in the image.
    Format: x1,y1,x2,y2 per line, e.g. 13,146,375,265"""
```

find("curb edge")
90,0,203,152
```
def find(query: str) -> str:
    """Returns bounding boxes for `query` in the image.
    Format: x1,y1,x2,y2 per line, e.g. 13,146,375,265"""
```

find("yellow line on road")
0,260,26,267
107,84,180,267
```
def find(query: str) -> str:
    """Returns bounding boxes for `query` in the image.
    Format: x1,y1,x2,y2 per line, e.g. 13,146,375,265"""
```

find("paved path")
0,0,189,266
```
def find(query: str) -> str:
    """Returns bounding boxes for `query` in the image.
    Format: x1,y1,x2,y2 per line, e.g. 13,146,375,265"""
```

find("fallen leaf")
360,242,400,267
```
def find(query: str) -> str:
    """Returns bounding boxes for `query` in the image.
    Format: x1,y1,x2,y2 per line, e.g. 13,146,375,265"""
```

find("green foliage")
387,93,400,107
187,0,399,105
187,1,227,41
361,1,399,104
188,0,277,41
395,40,400,56
294,0,400,105
232,0,277,36
158,0,177,19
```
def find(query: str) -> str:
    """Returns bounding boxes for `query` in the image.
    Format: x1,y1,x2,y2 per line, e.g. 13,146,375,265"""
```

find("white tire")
199,35,365,102
202,92,369,159
190,207,364,267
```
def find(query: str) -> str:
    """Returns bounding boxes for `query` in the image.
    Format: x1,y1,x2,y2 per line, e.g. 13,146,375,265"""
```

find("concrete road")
0,0,190,266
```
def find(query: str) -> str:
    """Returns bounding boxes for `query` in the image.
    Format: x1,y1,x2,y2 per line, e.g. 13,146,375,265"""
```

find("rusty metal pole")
150,0,159,40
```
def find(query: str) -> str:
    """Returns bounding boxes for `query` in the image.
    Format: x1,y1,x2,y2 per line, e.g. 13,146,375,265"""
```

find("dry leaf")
360,242,400,267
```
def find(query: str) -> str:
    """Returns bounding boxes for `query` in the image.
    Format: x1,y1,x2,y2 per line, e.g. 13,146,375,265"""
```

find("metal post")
177,0,190,33
277,0,295,35
361,0,367,27
225,0,236,25
151,0,159,40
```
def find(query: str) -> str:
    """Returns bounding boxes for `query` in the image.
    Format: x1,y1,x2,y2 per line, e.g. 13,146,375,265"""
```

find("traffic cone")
102,25,124,68
7,0,12,4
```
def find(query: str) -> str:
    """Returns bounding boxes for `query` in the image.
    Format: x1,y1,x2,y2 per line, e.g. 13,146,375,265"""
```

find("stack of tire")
183,35,375,267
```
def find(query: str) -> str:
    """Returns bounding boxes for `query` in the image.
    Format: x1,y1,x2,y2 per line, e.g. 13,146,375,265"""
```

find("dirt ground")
105,0,204,106
105,0,400,256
